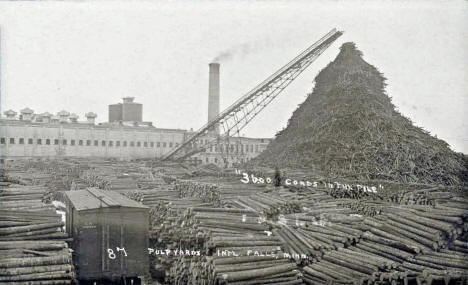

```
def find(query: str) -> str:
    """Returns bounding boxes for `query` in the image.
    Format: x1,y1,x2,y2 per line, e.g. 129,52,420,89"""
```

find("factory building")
0,64,271,166
0,112,269,165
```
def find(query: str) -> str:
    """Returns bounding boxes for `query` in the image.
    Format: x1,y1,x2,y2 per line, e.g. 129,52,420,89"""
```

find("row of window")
0,137,179,148
1,137,263,153
203,156,252,163
209,144,259,153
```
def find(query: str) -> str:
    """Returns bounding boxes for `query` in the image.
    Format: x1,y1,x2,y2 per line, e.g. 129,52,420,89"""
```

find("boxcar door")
104,213,126,279
77,214,101,279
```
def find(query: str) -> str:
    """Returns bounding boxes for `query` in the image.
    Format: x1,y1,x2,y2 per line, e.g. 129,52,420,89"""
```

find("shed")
64,188,149,282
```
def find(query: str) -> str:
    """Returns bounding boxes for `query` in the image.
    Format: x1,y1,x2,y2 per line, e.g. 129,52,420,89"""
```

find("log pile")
252,42,468,186
0,185,51,211
175,181,223,207
147,203,208,282
229,193,301,220
0,210,75,284
295,187,468,285
166,208,305,285
4,159,468,284
339,200,384,216
327,183,442,207
80,170,111,190
122,187,178,207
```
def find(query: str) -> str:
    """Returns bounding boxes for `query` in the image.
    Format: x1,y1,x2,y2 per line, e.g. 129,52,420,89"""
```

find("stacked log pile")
301,232,468,285
122,187,178,206
271,220,364,265
147,202,208,282
229,193,301,220
175,181,223,207
339,200,384,216
295,189,468,285
0,210,74,284
79,170,111,190
0,185,52,211
328,185,450,207
4,159,468,284
166,207,305,285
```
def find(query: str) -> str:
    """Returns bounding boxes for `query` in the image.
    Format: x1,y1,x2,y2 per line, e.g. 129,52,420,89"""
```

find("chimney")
208,63,220,134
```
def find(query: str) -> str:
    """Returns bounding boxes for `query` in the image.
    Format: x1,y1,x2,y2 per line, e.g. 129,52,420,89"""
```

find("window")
9,138,15,144
62,139,67,145
157,142,160,147
109,141,113,147
137,142,141,147
19,138,24,144
130,141,135,147
150,142,154,147
28,138,33,144
206,157,209,163
0,138,5,144
54,139,59,145
123,141,127,147
101,140,106,146
86,140,91,146
71,140,75,146
169,142,173,148
79,140,83,146
163,142,167,147
116,141,120,147
94,140,98,146
214,158,218,163
37,139,42,145
144,142,148,147
46,139,50,145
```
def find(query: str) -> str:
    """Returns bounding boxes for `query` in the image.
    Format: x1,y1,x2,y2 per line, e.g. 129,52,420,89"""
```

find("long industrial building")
0,64,271,166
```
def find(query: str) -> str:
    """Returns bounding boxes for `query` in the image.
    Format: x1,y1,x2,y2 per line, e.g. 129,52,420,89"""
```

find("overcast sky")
0,0,467,153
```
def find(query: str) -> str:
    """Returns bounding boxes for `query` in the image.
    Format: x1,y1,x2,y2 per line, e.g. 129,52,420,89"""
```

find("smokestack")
208,63,220,134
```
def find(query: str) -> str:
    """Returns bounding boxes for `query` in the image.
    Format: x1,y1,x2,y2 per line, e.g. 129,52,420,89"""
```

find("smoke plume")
212,42,262,63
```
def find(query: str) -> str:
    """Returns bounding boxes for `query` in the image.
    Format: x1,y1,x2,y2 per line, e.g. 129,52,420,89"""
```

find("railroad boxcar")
64,188,149,283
